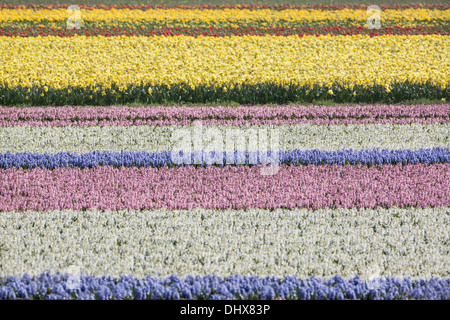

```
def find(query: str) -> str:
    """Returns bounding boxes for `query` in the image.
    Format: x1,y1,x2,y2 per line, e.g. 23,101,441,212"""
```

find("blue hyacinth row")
0,273,448,300
0,148,448,169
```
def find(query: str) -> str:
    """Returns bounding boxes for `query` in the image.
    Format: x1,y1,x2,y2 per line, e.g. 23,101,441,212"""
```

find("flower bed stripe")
1,105,449,127
1,273,449,300
4,25,450,37
3,8,448,25
0,207,448,280
0,3,450,10
3,6,449,38
2,4,449,10
2,35,448,106
0,148,448,169
0,164,448,211
1,123,447,154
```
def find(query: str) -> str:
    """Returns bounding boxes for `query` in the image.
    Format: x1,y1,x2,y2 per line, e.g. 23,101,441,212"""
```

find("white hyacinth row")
0,207,448,279
0,123,448,154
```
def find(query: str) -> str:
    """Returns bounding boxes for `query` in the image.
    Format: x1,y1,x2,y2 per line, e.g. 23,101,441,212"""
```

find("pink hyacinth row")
0,164,448,211
0,104,448,127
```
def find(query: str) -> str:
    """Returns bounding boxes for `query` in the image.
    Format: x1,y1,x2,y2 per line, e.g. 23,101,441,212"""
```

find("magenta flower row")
0,164,448,211
0,104,448,127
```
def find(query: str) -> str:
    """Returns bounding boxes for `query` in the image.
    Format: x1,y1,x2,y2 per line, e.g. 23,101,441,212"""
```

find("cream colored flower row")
0,207,448,279
0,123,448,154
1,35,448,89
1,8,448,24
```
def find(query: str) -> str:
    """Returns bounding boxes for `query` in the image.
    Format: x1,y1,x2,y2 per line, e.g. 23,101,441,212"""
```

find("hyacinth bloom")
0,4,449,300
0,163,448,211
1,122,447,154
0,105,449,127
0,148,448,169
0,208,448,280
0,273,448,300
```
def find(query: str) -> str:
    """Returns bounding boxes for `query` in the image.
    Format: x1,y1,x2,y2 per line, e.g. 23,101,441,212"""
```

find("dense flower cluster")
0,208,448,280
1,35,448,105
1,104,448,126
0,148,448,169
0,273,448,300
2,5,449,39
2,4,449,10
0,164,448,211
1,4,448,300
2,8,448,26
2,5,448,37
1,123,447,154
2,25,449,37
1,5,449,104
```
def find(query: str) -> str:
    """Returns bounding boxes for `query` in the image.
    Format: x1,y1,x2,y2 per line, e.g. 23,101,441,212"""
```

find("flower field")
0,3,449,300
1,4,449,105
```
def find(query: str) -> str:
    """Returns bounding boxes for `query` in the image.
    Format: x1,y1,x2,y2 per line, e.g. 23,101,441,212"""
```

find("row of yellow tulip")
1,35,448,90
0,8,448,27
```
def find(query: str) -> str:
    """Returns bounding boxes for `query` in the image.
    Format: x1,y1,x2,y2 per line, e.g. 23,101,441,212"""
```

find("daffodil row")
1,35,448,105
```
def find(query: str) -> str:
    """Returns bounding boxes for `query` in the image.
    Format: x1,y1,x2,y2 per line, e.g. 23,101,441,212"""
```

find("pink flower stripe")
0,164,448,211
0,104,448,127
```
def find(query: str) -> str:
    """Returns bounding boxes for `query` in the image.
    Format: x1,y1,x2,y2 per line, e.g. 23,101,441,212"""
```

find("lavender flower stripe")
0,273,448,300
0,148,448,169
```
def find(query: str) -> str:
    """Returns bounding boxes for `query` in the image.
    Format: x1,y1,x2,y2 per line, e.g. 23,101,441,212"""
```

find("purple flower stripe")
0,148,448,169
0,164,448,211
0,273,448,300
0,104,448,126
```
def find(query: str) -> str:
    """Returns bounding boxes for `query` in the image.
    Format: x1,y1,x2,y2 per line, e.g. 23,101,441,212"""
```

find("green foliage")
1,82,448,106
